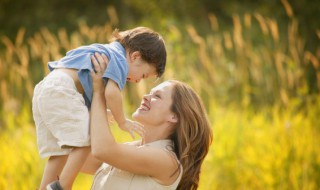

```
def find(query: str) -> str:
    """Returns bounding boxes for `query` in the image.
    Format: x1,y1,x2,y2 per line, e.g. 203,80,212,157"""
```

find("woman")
83,53,212,190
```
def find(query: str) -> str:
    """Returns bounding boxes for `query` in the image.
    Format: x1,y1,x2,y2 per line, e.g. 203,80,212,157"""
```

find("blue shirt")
48,42,128,108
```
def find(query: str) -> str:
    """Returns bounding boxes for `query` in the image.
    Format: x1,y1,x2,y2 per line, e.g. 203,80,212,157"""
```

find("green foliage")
1,0,319,49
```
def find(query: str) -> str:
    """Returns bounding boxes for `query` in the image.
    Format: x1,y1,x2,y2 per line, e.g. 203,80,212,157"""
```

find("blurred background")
0,0,319,189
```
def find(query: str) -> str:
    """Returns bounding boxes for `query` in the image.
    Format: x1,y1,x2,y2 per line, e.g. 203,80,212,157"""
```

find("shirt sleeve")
102,54,128,90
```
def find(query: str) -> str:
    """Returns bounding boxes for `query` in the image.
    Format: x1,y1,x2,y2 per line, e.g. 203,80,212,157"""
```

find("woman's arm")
90,54,179,185
80,152,103,175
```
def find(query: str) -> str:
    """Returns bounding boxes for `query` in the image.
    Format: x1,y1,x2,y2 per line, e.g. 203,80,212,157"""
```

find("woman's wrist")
92,80,105,95
93,87,104,96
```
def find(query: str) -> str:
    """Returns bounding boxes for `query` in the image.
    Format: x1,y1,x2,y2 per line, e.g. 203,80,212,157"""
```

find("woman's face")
132,81,175,126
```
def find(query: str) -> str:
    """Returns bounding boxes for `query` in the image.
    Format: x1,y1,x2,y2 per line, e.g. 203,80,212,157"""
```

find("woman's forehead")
151,81,172,92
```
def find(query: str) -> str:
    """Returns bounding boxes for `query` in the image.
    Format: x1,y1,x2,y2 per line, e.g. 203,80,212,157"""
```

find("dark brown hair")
112,27,167,78
168,80,213,190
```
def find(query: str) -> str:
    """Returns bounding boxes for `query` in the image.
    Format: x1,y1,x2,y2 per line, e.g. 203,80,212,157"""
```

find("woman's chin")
132,111,147,123
133,108,147,115
132,111,142,120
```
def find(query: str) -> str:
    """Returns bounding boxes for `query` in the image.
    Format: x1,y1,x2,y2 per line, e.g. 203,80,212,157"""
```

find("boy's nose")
135,79,141,83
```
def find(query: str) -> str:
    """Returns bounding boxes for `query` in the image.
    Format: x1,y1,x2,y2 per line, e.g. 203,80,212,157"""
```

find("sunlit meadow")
0,4,319,190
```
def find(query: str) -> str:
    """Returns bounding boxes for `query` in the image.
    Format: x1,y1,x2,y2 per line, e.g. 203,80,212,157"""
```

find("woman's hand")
91,52,109,94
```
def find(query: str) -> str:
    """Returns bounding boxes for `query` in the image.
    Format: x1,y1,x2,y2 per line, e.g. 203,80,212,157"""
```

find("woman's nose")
143,94,150,101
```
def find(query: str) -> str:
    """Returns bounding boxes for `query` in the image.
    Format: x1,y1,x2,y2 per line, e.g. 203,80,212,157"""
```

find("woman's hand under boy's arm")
91,53,115,123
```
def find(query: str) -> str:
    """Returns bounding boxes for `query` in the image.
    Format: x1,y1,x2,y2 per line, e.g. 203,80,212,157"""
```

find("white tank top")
90,140,183,190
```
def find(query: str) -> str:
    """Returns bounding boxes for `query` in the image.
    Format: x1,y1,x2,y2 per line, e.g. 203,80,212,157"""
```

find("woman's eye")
155,94,161,98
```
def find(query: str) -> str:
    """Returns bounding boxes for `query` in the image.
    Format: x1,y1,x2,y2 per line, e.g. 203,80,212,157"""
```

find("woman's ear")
168,114,178,123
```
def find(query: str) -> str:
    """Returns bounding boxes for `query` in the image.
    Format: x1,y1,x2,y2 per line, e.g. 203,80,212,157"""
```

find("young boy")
32,26,167,190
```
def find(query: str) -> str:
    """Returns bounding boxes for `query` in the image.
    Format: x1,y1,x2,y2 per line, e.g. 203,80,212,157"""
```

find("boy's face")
127,51,157,83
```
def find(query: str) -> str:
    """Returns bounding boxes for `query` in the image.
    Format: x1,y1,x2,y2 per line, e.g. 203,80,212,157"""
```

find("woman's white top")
90,139,182,190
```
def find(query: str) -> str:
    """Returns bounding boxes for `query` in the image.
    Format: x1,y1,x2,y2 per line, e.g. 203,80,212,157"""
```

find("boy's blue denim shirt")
48,41,128,109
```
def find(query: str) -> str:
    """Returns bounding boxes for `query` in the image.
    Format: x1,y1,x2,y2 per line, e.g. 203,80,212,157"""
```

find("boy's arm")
104,79,126,129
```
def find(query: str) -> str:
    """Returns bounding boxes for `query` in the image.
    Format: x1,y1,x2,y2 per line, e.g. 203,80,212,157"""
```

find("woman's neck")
141,124,171,145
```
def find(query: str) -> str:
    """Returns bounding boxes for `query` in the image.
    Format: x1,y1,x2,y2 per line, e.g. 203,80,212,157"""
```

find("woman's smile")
138,102,150,111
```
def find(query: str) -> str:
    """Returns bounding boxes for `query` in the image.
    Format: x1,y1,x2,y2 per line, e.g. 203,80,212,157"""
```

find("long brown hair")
168,80,213,190
112,27,167,78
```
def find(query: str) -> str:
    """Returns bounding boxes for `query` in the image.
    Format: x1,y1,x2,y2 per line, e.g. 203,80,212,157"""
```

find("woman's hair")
168,80,213,190
112,27,167,78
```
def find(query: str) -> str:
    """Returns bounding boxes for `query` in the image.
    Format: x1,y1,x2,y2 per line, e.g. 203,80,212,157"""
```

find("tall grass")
179,13,319,109
0,4,319,190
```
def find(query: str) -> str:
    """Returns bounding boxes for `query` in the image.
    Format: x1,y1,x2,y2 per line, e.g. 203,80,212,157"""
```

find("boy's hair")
112,27,167,78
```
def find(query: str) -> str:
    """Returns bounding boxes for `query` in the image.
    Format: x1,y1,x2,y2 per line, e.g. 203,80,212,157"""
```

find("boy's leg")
57,146,91,190
39,155,68,190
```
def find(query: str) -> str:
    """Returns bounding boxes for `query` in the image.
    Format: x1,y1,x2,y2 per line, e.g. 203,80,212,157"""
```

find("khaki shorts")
32,70,90,158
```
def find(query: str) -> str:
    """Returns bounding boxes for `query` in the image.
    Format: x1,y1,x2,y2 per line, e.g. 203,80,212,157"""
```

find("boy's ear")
130,51,141,61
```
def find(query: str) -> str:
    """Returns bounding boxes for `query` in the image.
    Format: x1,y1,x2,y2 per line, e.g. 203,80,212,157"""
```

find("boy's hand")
119,119,145,139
